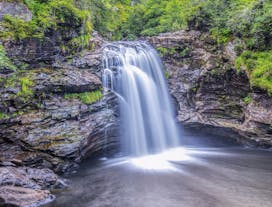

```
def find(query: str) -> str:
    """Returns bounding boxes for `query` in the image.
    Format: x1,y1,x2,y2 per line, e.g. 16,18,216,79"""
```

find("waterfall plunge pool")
44,42,272,207
43,137,272,207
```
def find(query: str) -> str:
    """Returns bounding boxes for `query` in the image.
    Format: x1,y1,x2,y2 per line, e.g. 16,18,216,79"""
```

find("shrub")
236,51,272,94
17,77,34,97
1,0,92,43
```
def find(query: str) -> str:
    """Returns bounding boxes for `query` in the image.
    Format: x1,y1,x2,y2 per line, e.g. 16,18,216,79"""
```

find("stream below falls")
43,134,272,207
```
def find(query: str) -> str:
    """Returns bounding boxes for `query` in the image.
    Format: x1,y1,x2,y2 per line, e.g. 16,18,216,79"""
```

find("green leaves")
1,0,92,41
0,44,16,71
236,51,272,94
64,90,103,105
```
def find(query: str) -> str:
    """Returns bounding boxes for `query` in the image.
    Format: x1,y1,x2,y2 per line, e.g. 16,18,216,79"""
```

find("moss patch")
17,77,34,97
244,95,252,104
235,51,272,95
64,90,103,104
0,112,9,120
0,44,16,71
157,47,176,57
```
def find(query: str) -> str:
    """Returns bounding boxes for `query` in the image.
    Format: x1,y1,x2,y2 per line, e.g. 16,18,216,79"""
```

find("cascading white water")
102,41,180,156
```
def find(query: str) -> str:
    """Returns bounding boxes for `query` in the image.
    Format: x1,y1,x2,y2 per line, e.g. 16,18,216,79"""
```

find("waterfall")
102,41,180,156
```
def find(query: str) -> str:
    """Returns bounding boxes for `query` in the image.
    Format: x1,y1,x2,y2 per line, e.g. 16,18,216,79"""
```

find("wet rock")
0,167,64,190
3,37,58,67
0,4,118,206
72,51,103,74
0,167,64,207
0,186,53,207
32,68,102,95
148,30,272,147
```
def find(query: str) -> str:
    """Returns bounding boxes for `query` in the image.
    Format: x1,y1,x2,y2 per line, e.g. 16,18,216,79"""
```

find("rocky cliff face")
0,3,119,206
148,30,272,148
0,48,119,174
0,42,120,206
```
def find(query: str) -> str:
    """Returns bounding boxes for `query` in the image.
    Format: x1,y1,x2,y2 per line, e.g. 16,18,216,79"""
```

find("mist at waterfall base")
102,41,180,157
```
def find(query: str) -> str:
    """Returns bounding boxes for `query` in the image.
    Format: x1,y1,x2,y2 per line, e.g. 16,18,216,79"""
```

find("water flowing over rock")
102,42,180,156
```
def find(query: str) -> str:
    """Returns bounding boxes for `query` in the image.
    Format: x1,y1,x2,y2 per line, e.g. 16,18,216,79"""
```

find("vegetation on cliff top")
121,0,272,95
0,0,271,94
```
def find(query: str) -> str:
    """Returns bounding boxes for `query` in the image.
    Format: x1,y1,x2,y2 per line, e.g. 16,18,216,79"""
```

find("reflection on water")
44,144,272,207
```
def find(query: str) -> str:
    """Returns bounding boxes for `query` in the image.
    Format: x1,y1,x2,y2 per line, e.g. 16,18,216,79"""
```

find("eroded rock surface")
0,66,119,174
0,167,65,207
148,30,272,147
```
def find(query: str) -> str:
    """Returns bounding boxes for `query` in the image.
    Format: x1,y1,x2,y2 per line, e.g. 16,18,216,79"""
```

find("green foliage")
64,90,103,104
0,44,16,71
3,74,17,89
157,46,190,58
1,0,272,45
1,0,92,43
179,47,190,57
164,70,170,79
1,0,272,96
0,15,40,40
236,51,272,94
0,111,25,120
0,112,9,120
68,34,91,51
157,47,176,56
17,77,34,97
244,95,252,104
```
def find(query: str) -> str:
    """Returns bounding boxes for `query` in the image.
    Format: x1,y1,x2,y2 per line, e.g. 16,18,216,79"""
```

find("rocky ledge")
148,30,272,148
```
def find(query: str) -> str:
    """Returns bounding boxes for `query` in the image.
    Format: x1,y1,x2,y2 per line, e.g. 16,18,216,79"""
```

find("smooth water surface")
44,136,272,207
